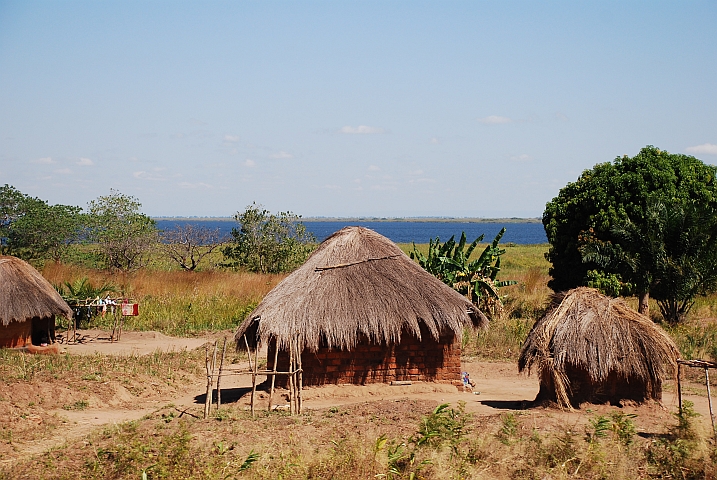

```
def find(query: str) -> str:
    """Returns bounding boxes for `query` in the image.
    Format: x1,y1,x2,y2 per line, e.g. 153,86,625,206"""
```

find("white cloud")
31,157,54,164
54,168,71,174
370,184,398,191
270,151,294,159
339,125,385,134
178,182,213,189
223,135,240,143
555,112,569,121
408,177,436,184
510,154,533,161
409,169,424,175
129,156,139,162
133,171,165,181
77,157,94,166
368,165,381,171
477,115,512,125
243,159,256,167
430,137,440,144
686,143,717,155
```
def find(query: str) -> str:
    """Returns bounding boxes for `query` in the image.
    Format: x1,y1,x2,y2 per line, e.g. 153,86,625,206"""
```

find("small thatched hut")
235,226,487,386
518,287,679,408
0,256,72,348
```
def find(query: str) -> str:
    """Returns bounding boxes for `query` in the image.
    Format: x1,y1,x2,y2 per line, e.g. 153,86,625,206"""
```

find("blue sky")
1,1,715,217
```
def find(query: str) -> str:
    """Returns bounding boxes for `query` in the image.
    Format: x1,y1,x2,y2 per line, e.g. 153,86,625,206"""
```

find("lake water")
155,220,548,245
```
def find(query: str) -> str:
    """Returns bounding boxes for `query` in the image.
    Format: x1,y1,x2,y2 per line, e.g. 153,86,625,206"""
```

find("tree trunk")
638,291,650,317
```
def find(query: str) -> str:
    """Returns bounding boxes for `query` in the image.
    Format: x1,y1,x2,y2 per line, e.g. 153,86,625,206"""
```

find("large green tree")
87,190,157,271
0,184,84,261
543,146,717,321
223,203,316,274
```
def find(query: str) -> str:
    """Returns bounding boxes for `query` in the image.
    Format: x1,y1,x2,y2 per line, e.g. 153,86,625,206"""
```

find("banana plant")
410,228,516,316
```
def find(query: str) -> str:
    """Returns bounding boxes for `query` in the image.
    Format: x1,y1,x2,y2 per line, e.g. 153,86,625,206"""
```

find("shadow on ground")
480,400,533,410
194,387,252,405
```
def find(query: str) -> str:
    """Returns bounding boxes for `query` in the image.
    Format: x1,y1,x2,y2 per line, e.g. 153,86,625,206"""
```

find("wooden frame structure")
202,335,303,419
63,297,136,344
677,358,716,438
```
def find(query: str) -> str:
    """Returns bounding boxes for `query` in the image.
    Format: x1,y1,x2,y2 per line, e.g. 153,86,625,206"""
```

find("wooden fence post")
216,337,227,409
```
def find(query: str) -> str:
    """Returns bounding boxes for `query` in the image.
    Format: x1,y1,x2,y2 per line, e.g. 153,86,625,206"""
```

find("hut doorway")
30,316,55,346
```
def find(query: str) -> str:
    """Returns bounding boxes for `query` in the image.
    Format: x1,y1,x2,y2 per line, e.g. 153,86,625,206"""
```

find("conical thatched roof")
0,256,72,326
518,287,679,408
235,226,487,352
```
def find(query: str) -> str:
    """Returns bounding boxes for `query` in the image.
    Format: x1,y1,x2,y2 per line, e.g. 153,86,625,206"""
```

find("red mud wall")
268,328,462,386
0,320,31,348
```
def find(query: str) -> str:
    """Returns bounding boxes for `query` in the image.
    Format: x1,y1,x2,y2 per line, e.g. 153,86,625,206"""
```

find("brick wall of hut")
0,317,55,348
267,326,462,387
0,320,32,348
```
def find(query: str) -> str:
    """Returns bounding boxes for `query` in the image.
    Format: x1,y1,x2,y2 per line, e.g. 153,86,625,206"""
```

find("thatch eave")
235,227,487,352
0,256,73,326
518,287,679,407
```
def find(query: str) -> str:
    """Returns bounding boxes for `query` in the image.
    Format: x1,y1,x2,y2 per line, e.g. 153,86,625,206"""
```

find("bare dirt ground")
2,330,715,467
57,329,212,356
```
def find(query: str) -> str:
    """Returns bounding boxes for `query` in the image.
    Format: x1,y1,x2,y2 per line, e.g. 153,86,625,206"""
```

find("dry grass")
4,399,715,479
41,262,284,300
41,263,286,336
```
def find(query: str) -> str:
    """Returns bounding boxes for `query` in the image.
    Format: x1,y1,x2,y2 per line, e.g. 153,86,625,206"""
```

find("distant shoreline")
152,216,543,224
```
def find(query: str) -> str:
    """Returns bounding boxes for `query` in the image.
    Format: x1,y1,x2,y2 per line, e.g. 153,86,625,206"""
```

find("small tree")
160,223,227,271
87,190,157,271
410,228,515,316
222,203,316,274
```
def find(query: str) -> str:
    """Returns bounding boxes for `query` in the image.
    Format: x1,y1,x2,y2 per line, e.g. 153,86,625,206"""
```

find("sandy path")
58,329,211,356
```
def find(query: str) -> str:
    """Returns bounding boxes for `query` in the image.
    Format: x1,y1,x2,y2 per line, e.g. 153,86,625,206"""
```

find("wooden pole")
297,342,303,415
250,343,259,417
244,335,253,372
118,309,125,341
705,367,716,438
288,341,295,415
216,337,227,409
204,345,212,419
677,362,683,413
110,309,116,342
268,339,279,411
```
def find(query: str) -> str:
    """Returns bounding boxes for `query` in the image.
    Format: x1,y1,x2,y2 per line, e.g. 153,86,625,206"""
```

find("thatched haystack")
235,226,487,386
519,287,679,408
0,256,72,348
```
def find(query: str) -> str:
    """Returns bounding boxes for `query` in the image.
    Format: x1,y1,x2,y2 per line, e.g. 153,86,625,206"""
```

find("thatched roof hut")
518,287,679,408
0,256,72,348
235,226,487,386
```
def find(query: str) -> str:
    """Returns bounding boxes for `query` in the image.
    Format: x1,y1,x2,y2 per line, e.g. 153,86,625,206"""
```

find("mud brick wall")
0,319,32,348
267,327,462,386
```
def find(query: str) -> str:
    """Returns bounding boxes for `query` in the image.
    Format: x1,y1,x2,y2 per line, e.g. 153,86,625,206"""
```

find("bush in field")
223,202,316,274
87,190,157,271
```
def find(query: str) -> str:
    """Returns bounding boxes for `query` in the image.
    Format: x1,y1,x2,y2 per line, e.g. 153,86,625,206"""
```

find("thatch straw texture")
0,256,72,325
235,227,487,351
518,287,679,408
